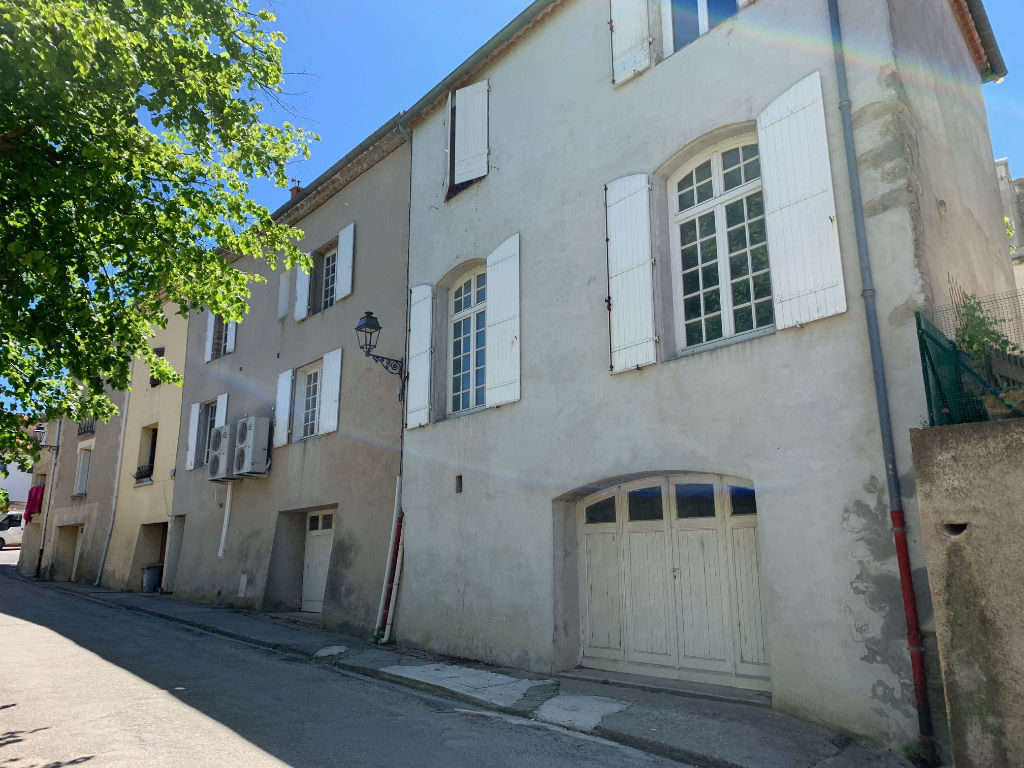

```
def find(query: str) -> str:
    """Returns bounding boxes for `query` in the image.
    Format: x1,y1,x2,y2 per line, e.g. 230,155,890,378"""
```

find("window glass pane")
734,306,754,332
671,0,700,51
730,253,749,278
683,270,700,295
701,263,718,288
628,486,663,521
706,313,723,340
308,515,319,531
742,144,759,161
703,288,721,314
755,300,774,327
722,148,740,170
680,220,697,246
707,0,738,29
476,273,486,303
732,280,751,305
753,272,772,300
585,496,616,524
723,167,742,191
694,160,712,183
751,245,769,273
686,321,704,346
726,200,745,228
744,157,761,182
728,227,747,254
681,246,699,271
697,179,713,204
730,485,757,515
322,514,333,530
746,191,764,218
684,294,702,320
676,483,716,518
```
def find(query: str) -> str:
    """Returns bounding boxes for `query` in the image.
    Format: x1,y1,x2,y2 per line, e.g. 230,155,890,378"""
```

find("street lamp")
354,311,404,377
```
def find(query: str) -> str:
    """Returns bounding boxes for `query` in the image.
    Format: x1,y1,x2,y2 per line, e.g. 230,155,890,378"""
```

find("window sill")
669,326,775,362
133,479,154,488
70,493,87,499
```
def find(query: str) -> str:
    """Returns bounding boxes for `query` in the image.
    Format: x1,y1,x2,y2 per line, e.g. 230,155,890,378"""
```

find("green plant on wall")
955,294,1020,361
1008,217,1017,256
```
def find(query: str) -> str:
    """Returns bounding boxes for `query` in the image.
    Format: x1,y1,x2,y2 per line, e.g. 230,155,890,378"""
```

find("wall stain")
842,476,916,737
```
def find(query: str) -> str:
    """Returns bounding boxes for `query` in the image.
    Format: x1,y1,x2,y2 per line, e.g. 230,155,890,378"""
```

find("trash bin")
141,565,163,593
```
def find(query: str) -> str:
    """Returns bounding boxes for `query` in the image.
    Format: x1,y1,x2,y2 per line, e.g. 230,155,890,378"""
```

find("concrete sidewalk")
38,580,914,768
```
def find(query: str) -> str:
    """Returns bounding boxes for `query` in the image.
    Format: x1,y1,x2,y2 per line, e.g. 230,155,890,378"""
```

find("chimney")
289,183,303,200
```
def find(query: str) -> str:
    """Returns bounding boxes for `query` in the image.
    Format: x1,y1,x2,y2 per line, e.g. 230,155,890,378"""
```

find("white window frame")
660,0,746,55
667,135,774,352
295,360,323,440
310,250,338,316
448,267,487,415
74,441,93,496
196,400,217,467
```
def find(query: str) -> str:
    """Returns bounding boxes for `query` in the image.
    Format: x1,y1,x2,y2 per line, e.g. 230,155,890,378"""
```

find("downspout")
35,418,63,578
217,481,233,559
826,1,935,763
95,363,132,586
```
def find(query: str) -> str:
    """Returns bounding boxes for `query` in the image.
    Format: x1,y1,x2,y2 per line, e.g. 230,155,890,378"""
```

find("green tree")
0,0,315,470
0,488,8,516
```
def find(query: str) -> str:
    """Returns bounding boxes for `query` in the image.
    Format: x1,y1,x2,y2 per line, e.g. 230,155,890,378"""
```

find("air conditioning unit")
234,416,270,476
207,425,236,482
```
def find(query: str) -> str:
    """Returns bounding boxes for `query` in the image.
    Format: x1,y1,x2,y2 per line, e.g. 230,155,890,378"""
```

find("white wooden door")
302,511,333,613
621,481,676,667
580,493,623,660
723,484,770,678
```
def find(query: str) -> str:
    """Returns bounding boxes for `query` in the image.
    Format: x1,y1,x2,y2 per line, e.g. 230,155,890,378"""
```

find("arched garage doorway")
577,473,770,691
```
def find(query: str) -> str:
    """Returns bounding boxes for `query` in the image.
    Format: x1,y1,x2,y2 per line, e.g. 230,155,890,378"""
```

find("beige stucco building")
98,308,188,591
390,0,1010,754
168,122,410,634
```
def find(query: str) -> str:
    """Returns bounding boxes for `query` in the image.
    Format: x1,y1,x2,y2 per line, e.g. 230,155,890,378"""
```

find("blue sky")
251,0,1024,212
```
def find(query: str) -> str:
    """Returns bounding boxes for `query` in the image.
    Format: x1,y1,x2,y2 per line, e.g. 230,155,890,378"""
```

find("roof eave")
962,0,1007,81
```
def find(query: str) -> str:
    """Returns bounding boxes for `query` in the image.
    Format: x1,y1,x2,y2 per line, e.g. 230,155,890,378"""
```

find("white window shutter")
214,393,228,428
278,270,291,320
274,370,293,447
609,0,651,86
185,402,200,470
406,284,433,428
294,255,311,322
485,233,521,408
757,71,846,329
605,174,657,373
225,321,237,354
453,80,489,184
337,223,354,301
320,348,342,434
204,312,215,362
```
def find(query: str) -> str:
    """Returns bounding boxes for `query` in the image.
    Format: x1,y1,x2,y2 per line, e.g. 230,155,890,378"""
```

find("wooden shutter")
278,270,291,320
204,313,215,362
453,80,489,184
605,174,657,373
225,321,237,354
337,223,354,301
274,370,293,447
609,0,651,86
185,402,200,470
319,348,342,434
485,233,521,408
215,393,228,428
406,284,433,428
757,71,846,329
294,255,311,321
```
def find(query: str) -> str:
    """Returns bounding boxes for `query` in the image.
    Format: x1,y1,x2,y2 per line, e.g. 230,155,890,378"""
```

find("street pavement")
0,550,680,768
0,547,916,768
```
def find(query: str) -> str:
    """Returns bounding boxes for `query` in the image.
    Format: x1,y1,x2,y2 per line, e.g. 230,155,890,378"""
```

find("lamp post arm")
366,351,403,377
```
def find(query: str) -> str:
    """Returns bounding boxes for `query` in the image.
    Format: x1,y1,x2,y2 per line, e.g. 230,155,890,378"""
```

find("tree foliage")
0,0,315,470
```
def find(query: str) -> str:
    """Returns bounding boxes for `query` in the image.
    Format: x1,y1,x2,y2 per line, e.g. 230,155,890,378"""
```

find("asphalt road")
0,551,679,768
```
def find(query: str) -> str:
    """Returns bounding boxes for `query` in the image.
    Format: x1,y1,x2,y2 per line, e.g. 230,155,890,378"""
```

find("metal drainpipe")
826,0,935,763
95,363,132,586
35,418,63,578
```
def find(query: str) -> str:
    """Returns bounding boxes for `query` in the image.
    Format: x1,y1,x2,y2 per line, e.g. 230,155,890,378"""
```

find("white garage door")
302,511,334,613
578,474,769,691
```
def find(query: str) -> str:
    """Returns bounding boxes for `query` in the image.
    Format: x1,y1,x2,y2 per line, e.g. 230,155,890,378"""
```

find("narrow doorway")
301,510,333,613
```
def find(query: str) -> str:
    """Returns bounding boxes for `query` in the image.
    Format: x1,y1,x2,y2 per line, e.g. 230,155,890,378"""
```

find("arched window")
668,137,774,349
449,267,487,413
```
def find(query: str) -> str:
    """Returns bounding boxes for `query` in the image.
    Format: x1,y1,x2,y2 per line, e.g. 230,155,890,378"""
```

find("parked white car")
0,513,24,549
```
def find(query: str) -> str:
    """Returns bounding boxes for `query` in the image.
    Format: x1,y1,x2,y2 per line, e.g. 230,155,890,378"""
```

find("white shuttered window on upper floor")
756,71,845,329
485,234,521,408
450,80,489,186
609,0,652,85
605,174,657,373
405,284,434,429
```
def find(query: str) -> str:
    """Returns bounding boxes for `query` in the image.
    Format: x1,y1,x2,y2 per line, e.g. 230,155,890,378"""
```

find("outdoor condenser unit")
207,425,236,482
234,416,271,476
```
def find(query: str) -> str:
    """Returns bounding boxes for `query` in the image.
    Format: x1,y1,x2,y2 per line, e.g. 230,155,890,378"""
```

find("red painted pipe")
378,515,404,638
890,509,935,764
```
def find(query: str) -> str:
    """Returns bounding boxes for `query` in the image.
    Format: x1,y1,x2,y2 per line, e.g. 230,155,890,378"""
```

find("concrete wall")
100,309,187,590
886,0,1014,303
396,0,1008,747
995,159,1021,254
910,420,1024,768
26,398,126,584
170,141,409,634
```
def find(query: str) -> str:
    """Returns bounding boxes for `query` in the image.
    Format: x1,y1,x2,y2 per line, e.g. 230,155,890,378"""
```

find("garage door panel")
625,530,675,665
584,531,623,655
730,525,768,670
674,528,732,672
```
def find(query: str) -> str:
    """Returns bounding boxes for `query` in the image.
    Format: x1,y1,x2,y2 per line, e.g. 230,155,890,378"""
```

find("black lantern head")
355,311,382,355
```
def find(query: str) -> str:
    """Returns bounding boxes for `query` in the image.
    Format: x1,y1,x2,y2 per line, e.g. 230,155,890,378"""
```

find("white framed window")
295,361,323,440
668,137,773,350
196,400,217,467
205,313,235,361
449,269,487,414
74,445,92,495
309,250,337,315
446,79,489,197
661,0,743,55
